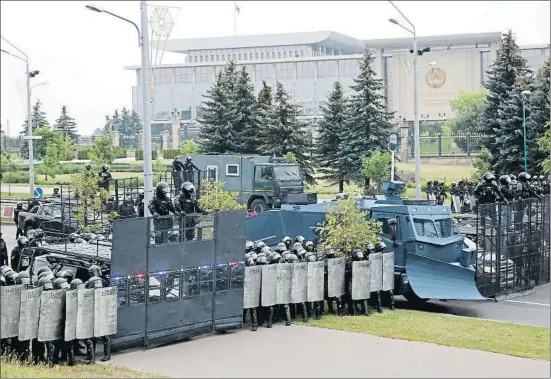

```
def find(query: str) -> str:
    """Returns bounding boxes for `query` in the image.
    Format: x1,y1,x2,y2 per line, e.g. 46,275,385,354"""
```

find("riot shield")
291,262,307,304
38,289,66,342
452,195,461,213
276,263,293,305
352,261,370,300
261,265,278,307
307,261,324,302
0,285,23,339
327,258,346,298
243,266,261,309
94,287,118,337
64,290,78,342
18,287,42,341
382,252,395,291
369,252,383,292
76,289,95,340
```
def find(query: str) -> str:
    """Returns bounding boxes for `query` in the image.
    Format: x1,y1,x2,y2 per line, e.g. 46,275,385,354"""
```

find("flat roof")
366,32,502,50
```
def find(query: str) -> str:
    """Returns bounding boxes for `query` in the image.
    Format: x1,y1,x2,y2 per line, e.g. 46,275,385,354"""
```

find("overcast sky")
1,0,549,136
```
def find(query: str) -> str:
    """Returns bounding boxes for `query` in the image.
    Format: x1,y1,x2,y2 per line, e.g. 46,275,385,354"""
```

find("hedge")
163,149,180,160
135,149,158,161
77,147,127,160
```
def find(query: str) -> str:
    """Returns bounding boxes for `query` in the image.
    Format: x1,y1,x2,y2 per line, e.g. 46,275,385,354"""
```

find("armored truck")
245,181,486,302
173,154,318,213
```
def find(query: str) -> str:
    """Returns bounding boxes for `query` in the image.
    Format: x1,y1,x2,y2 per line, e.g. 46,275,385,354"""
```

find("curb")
495,289,536,302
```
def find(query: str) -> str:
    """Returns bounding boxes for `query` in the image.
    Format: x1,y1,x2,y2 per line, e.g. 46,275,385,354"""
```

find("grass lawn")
398,163,474,182
0,360,164,378
1,192,30,199
301,310,550,361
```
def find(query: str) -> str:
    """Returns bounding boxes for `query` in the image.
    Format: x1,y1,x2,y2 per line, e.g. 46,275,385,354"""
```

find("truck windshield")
274,165,300,180
413,217,455,238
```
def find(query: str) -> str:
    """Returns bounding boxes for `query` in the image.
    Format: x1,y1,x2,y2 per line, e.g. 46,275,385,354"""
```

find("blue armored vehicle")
173,154,318,213
246,181,485,302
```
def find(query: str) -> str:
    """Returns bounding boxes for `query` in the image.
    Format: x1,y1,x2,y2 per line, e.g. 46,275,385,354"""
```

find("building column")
171,109,180,149
399,119,410,163
162,130,170,151
112,131,120,147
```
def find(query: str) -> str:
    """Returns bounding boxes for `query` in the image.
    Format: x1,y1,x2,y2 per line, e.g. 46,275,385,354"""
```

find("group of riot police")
0,264,110,366
243,236,394,331
425,180,449,206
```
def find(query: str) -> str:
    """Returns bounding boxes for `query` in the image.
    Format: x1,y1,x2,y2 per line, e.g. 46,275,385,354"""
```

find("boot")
250,308,258,332
242,309,248,324
46,342,55,368
74,340,86,356
327,299,335,314
376,291,383,313
389,290,395,310
314,302,321,320
320,300,325,314
267,307,274,328
362,299,370,316
85,339,95,364
257,307,264,326
67,342,76,366
100,336,111,362
284,304,291,326
336,297,345,317
300,302,308,322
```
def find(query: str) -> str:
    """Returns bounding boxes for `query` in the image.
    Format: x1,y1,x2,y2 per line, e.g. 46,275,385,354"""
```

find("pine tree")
111,110,121,132
251,81,279,154
234,67,258,154
479,30,533,172
20,99,49,159
54,105,79,141
118,107,133,136
526,58,550,173
104,116,113,133
198,71,239,153
340,47,395,185
316,81,349,192
259,82,315,184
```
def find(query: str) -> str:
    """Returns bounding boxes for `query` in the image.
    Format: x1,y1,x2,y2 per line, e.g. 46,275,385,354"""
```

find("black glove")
153,213,160,219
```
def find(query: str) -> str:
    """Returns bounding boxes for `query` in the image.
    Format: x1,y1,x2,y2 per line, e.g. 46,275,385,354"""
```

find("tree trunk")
338,180,344,193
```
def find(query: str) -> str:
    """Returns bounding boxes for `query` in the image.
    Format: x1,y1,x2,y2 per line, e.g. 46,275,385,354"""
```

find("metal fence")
110,211,245,351
475,195,550,298
408,133,487,158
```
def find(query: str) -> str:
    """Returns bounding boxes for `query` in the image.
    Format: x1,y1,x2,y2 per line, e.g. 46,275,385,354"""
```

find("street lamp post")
388,133,398,181
521,90,531,172
86,2,154,217
1,39,41,197
389,1,430,200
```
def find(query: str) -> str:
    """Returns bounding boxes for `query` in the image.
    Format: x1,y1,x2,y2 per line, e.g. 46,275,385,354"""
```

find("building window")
275,62,293,80
211,55,215,62
226,164,240,176
154,68,173,85
295,51,300,58
216,55,220,61
255,53,259,59
175,67,193,84
205,55,209,62
206,165,218,182
297,61,315,78
284,51,288,58
249,53,253,60
199,56,204,62
278,52,282,59
300,51,305,57
317,60,336,78
196,66,214,83
480,51,491,84
338,59,357,77
255,63,274,80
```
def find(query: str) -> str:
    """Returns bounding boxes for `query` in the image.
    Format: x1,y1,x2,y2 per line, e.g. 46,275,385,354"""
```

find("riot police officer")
10,236,29,271
84,164,95,179
14,202,24,238
425,181,434,201
435,181,447,206
85,276,111,363
136,189,145,217
498,175,515,202
474,172,507,229
182,155,199,183
52,188,61,199
119,194,137,218
148,182,178,244
173,182,207,241
0,233,7,267
172,156,186,195
450,182,460,211
514,172,542,226
345,249,369,316
97,164,112,192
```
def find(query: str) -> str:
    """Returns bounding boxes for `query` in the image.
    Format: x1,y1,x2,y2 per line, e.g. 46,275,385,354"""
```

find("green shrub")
135,149,158,161
2,171,31,183
163,149,180,160
113,146,127,159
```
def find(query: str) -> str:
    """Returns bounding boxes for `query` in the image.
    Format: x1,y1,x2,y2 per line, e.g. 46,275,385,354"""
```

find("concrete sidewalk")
107,325,549,378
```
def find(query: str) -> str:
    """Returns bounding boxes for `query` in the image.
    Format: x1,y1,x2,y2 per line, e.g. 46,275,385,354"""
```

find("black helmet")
181,181,195,195
86,276,103,289
451,182,457,187
352,249,364,260
88,265,102,278
366,242,375,253
292,242,303,253
245,240,254,252
276,242,287,253
483,172,495,183
101,164,109,172
17,236,29,247
37,277,54,290
282,236,292,247
16,202,23,209
294,235,305,244
16,271,31,285
427,181,433,185
53,187,60,193
155,181,170,198
304,252,317,262
68,233,79,243
375,241,387,252
85,164,91,170
54,277,70,290
139,189,144,199
325,246,336,258
305,241,314,251
186,155,192,162
5,271,18,285
499,175,512,186
518,172,530,182
70,278,85,290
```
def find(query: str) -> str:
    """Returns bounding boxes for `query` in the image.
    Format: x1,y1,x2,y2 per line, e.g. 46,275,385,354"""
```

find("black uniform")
514,173,542,227
148,182,177,244
97,165,112,192
136,191,145,217
182,157,199,183
0,234,7,267
14,203,24,238
172,158,186,195
474,173,507,229
173,182,206,241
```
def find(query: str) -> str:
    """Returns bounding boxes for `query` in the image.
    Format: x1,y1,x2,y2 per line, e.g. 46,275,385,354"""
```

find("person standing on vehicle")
450,182,460,211
14,202,24,239
97,164,112,192
0,233,8,267
172,156,186,196
174,182,207,241
182,155,199,183
148,181,178,244
474,172,507,229
135,190,145,217
514,172,542,226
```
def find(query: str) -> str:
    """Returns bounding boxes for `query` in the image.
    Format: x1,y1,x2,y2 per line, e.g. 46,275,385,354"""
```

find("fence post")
438,134,442,157
467,134,471,156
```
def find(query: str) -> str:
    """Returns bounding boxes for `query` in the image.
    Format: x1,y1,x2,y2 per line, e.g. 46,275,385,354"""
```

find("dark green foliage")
135,149,158,161
526,58,550,173
20,99,49,159
163,149,180,160
54,105,79,141
235,67,259,154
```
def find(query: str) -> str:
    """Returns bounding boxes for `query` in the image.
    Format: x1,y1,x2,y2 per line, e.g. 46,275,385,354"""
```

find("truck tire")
403,291,429,304
250,198,268,214
25,224,35,237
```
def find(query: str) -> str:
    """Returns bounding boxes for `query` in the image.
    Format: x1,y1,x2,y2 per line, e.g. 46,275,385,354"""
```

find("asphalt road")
1,223,549,328
107,325,549,378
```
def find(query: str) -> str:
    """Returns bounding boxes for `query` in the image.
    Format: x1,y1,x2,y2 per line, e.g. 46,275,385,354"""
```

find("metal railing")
407,133,487,158
147,213,215,245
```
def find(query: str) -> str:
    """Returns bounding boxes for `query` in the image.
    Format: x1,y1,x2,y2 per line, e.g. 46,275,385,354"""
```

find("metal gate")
475,195,550,298
109,210,245,351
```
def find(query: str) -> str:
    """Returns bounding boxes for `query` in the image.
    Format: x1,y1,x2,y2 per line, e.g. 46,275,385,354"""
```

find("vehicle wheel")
403,291,430,304
25,225,35,237
250,198,268,214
